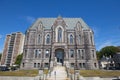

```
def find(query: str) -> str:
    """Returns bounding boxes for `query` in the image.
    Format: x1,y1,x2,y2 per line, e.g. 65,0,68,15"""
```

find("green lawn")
80,70,120,77
0,70,38,77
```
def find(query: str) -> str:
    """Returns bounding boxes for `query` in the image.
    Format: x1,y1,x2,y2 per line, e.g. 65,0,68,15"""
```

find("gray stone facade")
21,16,98,70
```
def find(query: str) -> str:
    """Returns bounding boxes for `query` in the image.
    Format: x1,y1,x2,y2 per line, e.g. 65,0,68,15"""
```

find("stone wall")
0,76,39,80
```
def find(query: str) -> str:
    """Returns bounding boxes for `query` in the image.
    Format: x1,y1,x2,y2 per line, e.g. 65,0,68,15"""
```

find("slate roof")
29,17,90,30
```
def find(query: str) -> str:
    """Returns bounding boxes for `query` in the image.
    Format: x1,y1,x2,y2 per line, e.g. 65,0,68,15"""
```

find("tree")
15,53,23,67
96,51,102,60
98,46,120,59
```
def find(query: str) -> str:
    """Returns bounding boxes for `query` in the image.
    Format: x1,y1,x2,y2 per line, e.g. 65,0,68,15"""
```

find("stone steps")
47,63,68,80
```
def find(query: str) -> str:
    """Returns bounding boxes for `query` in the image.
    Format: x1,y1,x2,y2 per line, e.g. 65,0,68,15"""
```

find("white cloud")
26,16,35,23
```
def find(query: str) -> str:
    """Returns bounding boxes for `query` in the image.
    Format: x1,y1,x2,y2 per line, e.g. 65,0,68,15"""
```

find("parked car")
0,66,9,71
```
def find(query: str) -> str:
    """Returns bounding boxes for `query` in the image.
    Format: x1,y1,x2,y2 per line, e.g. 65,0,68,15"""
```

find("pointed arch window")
46,34,50,44
38,35,41,43
58,28,62,42
70,35,73,44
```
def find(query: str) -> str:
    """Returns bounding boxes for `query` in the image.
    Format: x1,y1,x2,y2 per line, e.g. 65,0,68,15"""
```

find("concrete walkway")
47,64,69,80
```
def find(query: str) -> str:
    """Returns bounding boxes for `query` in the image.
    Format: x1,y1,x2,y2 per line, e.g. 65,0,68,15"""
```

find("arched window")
70,35,73,44
58,28,62,42
38,35,41,43
46,34,50,44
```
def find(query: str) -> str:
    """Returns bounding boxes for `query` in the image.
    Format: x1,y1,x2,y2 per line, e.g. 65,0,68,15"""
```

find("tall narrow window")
38,35,41,43
70,49,74,58
38,50,41,58
79,63,82,68
94,63,97,68
45,50,49,58
34,63,36,68
81,50,84,59
70,35,73,44
35,49,38,58
46,34,50,44
92,50,94,58
24,50,27,58
38,63,40,68
58,28,62,42
22,63,24,67
83,63,85,68
78,35,81,44
78,50,81,59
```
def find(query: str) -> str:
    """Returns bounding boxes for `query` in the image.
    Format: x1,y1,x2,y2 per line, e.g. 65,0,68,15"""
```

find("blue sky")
0,0,120,52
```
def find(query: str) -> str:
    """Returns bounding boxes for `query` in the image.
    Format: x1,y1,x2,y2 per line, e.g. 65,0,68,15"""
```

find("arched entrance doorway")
55,49,64,65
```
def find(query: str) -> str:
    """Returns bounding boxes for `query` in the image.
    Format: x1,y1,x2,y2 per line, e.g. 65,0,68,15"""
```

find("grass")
0,69,38,77
80,70,120,77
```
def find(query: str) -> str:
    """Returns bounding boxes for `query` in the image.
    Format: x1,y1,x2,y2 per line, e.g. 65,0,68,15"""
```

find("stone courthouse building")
21,16,98,70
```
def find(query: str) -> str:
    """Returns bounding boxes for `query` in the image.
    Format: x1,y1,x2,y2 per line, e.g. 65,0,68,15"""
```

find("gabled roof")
29,17,90,30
